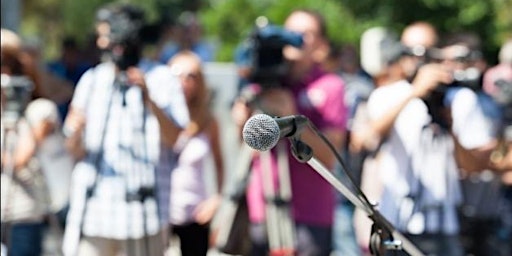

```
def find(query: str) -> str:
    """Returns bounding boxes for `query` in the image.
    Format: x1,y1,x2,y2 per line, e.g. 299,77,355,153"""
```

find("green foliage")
18,0,512,63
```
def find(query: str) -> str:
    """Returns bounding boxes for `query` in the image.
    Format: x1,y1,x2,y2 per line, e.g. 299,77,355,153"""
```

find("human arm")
368,63,453,142
450,88,500,173
1,121,37,172
64,108,87,160
126,67,186,148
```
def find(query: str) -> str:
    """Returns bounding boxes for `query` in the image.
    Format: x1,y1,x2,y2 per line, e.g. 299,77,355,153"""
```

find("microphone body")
242,113,308,151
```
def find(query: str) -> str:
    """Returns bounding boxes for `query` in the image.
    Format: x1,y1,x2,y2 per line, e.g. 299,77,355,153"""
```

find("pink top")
247,67,347,226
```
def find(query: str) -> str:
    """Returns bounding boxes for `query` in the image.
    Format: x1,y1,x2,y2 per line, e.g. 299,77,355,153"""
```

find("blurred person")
20,37,76,123
159,11,216,64
47,37,93,85
455,37,512,256
1,28,57,256
61,3,189,256
24,98,75,229
47,36,94,119
485,39,512,174
324,42,371,256
400,21,439,82
166,51,224,256
232,9,347,256
356,24,499,256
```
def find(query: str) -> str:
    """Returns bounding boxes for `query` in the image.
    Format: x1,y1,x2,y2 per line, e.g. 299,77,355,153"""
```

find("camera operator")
1,28,51,256
458,37,512,256
61,3,189,256
232,9,347,256
485,39,512,174
357,24,499,255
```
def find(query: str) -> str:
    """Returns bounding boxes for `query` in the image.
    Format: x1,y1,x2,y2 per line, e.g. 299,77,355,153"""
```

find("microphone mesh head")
242,114,280,151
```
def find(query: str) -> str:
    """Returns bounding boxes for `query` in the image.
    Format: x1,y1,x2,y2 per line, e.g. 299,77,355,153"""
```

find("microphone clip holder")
289,135,313,163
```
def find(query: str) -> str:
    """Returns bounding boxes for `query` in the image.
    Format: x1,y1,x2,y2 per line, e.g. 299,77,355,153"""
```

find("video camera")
239,17,303,86
1,74,34,125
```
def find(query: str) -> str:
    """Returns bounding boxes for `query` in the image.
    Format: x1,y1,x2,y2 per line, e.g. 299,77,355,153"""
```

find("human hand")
64,108,85,138
125,67,149,100
232,98,253,127
32,119,55,144
411,63,453,98
193,195,221,225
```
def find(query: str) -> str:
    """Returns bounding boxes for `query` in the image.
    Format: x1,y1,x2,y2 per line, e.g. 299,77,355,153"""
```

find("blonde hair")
1,28,21,52
168,50,212,135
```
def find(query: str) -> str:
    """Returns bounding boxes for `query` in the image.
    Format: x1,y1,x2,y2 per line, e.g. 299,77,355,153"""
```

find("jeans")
332,202,361,256
249,222,332,256
2,222,44,256
386,233,463,256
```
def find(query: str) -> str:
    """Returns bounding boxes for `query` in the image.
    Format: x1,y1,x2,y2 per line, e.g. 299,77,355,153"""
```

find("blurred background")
2,0,511,64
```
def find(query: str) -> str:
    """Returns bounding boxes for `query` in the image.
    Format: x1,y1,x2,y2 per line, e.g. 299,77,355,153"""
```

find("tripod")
261,141,296,256
215,103,296,255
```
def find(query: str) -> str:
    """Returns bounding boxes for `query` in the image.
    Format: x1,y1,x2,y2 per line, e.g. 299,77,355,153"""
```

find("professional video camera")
96,4,146,71
1,74,34,125
239,17,303,86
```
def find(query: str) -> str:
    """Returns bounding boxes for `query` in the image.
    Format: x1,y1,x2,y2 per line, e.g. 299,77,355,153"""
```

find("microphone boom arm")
287,123,425,256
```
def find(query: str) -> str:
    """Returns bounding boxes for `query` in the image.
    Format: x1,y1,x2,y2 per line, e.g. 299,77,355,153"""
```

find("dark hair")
96,3,146,45
441,31,482,52
95,3,146,70
0,47,24,75
290,9,328,39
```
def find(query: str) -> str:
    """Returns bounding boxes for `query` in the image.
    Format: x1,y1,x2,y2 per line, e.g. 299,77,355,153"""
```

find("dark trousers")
384,233,463,256
459,217,512,256
1,222,44,256
171,222,209,256
249,222,332,256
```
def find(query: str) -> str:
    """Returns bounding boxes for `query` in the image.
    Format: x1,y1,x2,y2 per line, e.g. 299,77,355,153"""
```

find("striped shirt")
63,62,189,254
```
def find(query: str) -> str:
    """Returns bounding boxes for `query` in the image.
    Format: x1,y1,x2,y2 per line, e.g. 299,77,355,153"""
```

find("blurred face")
96,22,111,50
400,24,438,80
283,11,325,62
440,44,472,72
170,56,202,101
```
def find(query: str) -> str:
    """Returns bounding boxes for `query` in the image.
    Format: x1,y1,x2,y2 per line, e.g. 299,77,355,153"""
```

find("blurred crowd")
1,2,511,256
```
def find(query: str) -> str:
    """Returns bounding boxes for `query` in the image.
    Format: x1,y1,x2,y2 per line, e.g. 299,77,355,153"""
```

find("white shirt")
169,132,214,225
366,80,496,235
63,62,189,255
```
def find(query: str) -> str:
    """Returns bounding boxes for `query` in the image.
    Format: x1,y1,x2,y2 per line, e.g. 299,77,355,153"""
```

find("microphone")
242,113,308,151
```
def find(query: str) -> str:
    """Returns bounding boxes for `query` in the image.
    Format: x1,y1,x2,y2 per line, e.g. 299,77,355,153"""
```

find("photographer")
232,9,347,256
485,39,512,174
61,3,189,256
457,37,512,256
1,28,49,256
358,24,499,255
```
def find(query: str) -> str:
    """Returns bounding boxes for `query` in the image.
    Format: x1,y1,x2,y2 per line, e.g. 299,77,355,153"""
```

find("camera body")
408,45,483,91
1,74,34,125
239,18,303,86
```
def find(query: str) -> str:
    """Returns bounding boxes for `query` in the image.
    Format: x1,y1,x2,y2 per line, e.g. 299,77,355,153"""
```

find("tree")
199,0,512,63
18,0,512,63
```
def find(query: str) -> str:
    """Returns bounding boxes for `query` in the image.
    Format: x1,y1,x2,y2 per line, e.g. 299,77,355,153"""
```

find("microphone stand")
287,134,425,256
